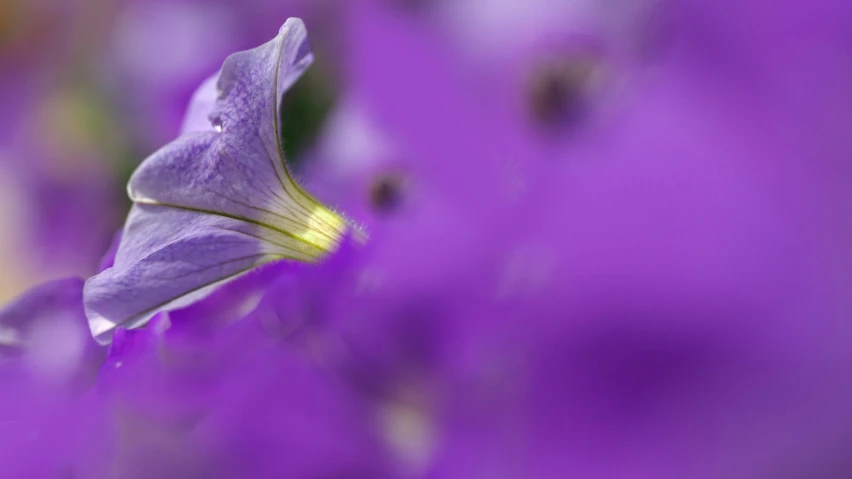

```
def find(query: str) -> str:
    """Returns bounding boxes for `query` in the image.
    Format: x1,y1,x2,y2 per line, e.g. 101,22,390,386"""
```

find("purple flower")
271,2,852,478
95,304,394,479
0,277,392,478
1,1,851,477
84,19,350,344
0,279,110,478
0,278,103,384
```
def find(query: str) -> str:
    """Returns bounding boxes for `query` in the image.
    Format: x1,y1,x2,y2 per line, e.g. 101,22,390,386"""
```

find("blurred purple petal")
0,278,103,384
95,302,394,479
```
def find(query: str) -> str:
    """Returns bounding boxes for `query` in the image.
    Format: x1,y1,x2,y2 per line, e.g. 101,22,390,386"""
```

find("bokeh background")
2,0,852,477
3,0,849,301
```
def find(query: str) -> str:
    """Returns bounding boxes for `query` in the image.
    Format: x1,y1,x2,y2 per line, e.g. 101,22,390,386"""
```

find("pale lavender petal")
127,18,343,249
84,19,348,344
180,72,220,135
86,205,300,344
127,129,339,257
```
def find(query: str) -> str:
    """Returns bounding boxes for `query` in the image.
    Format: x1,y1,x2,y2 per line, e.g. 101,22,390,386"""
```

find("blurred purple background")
1,0,852,477
2,0,849,301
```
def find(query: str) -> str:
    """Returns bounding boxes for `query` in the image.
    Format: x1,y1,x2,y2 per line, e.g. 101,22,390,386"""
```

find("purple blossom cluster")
2,0,852,478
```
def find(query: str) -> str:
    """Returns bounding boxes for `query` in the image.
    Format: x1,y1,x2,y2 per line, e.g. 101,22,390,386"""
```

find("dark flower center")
369,173,407,213
527,55,599,129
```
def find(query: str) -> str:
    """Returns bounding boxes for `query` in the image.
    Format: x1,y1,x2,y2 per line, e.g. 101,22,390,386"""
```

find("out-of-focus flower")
84,19,350,344
380,0,660,140
0,278,103,383
0,275,394,479
269,2,852,478
0,278,110,478
96,305,395,479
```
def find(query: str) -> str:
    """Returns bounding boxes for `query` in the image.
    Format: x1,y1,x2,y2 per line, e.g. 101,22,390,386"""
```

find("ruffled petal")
85,19,347,344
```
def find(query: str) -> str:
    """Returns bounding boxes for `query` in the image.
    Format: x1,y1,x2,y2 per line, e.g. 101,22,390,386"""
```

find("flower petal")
180,72,220,135
86,205,293,343
84,19,347,344
128,19,342,251
0,278,86,353
0,278,104,385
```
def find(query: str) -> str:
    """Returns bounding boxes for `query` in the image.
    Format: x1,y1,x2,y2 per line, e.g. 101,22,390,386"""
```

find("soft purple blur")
1,0,852,477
